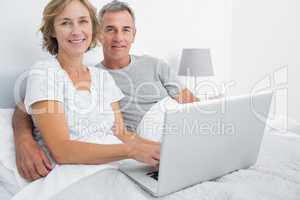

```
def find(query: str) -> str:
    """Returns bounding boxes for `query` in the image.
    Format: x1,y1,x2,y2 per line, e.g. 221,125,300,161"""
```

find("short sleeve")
157,60,186,98
102,71,124,103
24,62,64,114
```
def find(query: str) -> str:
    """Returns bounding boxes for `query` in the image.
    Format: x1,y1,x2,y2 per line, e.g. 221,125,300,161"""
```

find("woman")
11,0,159,198
28,0,161,165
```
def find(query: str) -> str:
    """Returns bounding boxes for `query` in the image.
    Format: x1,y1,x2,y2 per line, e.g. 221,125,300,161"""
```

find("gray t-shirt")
96,55,185,132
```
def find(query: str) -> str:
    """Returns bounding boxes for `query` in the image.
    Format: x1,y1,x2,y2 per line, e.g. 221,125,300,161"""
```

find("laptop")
119,92,273,197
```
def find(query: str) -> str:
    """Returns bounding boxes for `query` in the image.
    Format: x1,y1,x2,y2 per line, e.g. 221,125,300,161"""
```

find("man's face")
99,10,136,62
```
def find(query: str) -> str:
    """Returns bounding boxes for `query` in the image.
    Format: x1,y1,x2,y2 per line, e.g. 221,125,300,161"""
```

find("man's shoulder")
132,55,168,70
94,63,105,70
132,54,161,63
89,64,106,72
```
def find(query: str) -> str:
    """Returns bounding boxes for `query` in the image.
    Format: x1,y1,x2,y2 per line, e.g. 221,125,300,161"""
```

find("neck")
102,55,131,69
57,51,84,71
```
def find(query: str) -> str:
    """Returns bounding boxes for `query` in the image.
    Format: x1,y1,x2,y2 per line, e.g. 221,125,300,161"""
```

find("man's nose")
113,31,124,42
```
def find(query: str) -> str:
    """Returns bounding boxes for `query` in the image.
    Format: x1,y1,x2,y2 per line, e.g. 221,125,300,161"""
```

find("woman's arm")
111,102,160,162
31,100,129,165
111,102,160,145
31,100,159,166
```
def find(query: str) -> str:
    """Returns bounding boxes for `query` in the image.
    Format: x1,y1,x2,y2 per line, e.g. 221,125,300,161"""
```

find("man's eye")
61,21,70,25
105,28,113,32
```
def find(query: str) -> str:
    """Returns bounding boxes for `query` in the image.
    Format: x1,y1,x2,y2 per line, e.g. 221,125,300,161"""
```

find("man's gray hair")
99,0,135,26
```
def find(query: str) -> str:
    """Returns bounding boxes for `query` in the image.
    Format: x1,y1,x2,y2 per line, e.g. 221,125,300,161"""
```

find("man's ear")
132,28,137,43
97,26,103,43
98,33,103,44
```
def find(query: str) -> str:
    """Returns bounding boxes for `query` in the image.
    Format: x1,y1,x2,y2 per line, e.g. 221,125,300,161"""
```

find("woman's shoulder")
30,57,60,69
27,58,65,81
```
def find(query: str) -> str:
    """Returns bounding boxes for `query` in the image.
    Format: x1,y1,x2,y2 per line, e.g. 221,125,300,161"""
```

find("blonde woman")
10,0,159,198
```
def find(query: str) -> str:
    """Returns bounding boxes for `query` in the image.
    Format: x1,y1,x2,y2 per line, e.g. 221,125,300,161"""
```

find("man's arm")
12,103,52,181
13,103,34,143
157,60,198,104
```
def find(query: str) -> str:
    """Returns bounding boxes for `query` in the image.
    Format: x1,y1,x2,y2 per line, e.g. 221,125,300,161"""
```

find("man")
97,0,197,133
12,0,197,181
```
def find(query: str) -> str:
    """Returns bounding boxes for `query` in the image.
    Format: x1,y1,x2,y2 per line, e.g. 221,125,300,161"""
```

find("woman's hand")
125,138,160,166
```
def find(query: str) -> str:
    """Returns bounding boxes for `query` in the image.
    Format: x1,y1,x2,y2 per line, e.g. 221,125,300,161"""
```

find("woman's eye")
80,20,88,24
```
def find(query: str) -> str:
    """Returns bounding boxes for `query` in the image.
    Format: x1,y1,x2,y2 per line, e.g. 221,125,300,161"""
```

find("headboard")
0,70,27,108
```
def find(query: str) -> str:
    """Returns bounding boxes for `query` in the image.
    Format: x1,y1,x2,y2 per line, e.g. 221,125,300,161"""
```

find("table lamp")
178,48,215,99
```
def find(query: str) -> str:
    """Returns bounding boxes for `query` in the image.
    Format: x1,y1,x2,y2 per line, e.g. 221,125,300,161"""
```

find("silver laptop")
119,92,273,197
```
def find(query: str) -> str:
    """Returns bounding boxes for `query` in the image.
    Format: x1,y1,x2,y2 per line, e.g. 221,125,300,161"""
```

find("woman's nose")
71,23,81,35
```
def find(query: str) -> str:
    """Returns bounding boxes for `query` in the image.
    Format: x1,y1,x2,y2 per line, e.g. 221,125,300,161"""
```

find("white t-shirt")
24,58,124,142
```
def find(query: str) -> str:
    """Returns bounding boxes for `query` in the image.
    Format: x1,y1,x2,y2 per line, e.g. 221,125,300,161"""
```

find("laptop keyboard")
146,171,159,180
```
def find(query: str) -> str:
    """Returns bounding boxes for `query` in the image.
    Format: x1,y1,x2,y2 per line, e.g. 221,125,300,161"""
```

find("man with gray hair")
96,0,197,132
12,0,197,181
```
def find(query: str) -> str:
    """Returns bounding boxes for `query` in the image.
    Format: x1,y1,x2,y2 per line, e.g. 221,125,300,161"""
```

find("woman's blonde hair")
40,0,99,55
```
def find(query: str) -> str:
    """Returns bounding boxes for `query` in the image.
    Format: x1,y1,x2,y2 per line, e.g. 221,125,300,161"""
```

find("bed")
1,113,299,200
1,74,300,200
0,183,13,200
48,131,300,200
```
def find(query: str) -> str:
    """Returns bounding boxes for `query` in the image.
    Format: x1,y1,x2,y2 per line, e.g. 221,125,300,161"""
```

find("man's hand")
15,137,52,181
13,103,52,181
175,88,199,104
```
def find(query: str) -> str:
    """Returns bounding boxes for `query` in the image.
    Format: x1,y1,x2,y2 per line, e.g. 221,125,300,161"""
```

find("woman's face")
53,0,93,57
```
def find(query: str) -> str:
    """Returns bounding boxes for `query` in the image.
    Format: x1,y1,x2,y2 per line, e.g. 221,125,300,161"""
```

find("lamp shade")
178,48,214,77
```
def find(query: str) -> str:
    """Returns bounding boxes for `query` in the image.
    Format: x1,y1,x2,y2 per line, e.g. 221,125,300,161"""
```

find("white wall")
0,0,229,81
0,0,48,75
230,0,300,121
2,0,297,121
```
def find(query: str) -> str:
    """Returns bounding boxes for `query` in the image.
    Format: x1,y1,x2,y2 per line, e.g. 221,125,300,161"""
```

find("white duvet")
11,132,299,200
51,133,300,200
10,135,123,200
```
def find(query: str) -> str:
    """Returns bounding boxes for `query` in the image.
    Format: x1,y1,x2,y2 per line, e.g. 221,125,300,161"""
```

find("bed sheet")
0,182,13,200
47,132,300,200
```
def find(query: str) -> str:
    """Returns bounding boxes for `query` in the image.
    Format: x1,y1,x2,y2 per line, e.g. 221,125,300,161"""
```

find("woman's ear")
51,30,56,38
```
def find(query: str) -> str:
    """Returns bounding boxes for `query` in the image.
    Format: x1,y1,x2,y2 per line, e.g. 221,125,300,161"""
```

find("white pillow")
137,97,183,141
266,115,300,135
0,108,21,190
0,108,15,163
